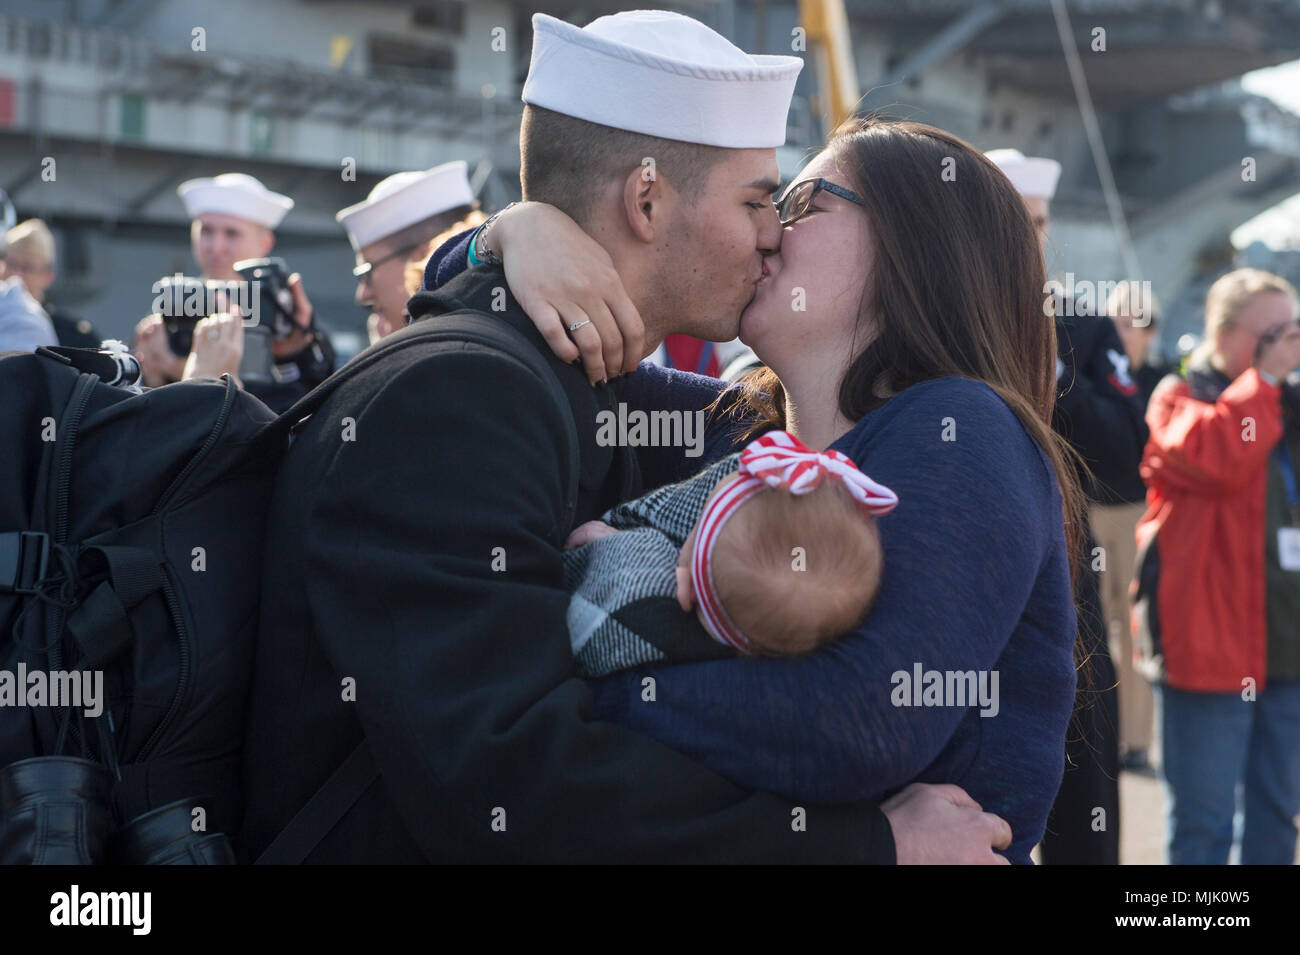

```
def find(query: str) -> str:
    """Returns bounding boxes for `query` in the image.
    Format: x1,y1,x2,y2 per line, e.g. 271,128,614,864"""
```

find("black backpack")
0,313,578,864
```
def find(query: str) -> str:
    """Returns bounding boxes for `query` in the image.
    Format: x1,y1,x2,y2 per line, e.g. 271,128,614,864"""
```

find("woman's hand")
489,202,644,385
1255,319,1300,381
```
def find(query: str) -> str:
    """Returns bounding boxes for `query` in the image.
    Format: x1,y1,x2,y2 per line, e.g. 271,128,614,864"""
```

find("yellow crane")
798,0,860,133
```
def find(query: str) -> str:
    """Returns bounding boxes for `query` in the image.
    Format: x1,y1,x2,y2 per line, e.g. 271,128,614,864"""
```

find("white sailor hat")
521,11,803,149
985,149,1062,200
177,173,293,229
335,161,475,252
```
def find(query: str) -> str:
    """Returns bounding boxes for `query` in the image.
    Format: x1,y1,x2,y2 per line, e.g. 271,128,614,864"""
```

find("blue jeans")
1156,680,1300,864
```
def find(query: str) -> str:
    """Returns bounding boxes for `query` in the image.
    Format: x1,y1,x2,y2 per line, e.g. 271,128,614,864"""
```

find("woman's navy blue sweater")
606,366,1077,864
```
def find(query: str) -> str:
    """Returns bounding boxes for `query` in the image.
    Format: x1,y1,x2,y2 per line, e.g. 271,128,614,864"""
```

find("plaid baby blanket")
564,454,741,677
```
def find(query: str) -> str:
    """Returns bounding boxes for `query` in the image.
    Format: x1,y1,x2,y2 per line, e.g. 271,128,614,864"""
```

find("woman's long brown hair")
729,116,1087,592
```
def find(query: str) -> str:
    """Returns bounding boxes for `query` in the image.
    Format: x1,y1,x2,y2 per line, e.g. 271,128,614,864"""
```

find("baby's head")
677,432,897,656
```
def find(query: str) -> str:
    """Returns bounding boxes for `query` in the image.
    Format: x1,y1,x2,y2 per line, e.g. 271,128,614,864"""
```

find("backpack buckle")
0,531,51,595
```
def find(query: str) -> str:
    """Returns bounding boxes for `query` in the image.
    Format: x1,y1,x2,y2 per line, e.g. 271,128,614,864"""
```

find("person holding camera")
1136,267,1300,864
335,161,479,346
133,173,334,411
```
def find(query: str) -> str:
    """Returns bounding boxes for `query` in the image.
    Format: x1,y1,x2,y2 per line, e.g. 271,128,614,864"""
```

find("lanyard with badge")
1277,437,1300,572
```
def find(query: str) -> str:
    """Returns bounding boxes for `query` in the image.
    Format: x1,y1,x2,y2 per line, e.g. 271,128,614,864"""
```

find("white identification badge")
1280,527,1300,572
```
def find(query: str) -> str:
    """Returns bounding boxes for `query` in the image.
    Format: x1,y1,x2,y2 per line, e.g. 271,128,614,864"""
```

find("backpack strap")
253,312,581,864
8,370,100,756
254,742,376,865
258,312,581,532
35,345,133,386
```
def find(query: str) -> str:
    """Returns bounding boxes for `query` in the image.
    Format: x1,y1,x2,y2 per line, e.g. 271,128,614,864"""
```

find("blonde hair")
711,481,883,656
403,208,488,297
6,219,55,265
1105,279,1159,327
1195,268,1299,364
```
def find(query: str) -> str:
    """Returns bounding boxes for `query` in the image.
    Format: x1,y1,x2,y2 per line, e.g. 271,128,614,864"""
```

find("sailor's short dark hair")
520,105,726,227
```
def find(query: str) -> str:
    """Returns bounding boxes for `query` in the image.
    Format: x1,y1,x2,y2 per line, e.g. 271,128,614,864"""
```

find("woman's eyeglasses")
775,177,865,226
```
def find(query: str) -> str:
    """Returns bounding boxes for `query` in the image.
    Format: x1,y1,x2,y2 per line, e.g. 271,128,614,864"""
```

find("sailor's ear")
621,164,664,244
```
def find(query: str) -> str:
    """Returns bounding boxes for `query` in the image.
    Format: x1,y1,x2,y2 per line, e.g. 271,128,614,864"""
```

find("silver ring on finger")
568,319,592,333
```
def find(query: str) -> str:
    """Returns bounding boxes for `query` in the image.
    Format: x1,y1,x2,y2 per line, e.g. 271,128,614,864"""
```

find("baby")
563,430,898,678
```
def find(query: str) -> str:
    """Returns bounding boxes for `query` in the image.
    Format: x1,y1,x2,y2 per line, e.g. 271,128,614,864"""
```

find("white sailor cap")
521,11,803,149
177,173,293,229
335,161,475,252
985,149,1062,200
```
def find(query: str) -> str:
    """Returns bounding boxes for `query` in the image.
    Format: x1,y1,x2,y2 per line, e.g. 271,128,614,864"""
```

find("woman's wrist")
470,201,520,266
467,221,496,267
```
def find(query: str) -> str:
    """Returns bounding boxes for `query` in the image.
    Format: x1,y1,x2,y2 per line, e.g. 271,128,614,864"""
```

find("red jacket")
1135,366,1284,692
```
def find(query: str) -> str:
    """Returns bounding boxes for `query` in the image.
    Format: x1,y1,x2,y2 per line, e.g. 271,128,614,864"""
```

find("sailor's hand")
564,520,619,550
132,314,186,387
882,783,1013,865
183,312,244,384
271,272,316,360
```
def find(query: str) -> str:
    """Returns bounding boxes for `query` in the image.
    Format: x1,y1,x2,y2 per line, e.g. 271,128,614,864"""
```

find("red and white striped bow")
690,429,898,654
738,430,898,515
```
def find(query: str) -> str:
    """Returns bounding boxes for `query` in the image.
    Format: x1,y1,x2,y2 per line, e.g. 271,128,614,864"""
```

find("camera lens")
99,339,143,387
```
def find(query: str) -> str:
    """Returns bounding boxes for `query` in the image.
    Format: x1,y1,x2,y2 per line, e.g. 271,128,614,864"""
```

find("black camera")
98,339,143,388
232,256,298,340
150,257,297,385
